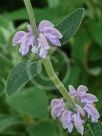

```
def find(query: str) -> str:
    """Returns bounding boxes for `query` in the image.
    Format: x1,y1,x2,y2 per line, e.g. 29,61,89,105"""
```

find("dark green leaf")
88,21,102,47
89,44,102,61
84,122,102,136
96,90,102,110
5,8,58,23
27,121,56,136
56,8,85,45
72,27,91,64
0,114,21,133
65,65,81,87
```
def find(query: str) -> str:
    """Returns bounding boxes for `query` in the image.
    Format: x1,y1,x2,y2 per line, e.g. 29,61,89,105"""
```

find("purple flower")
84,104,100,123
73,113,84,136
81,93,98,104
62,110,74,133
69,85,88,98
51,99,65,119
13,25,35,56
69,85,76,96
36,20,63,58
38,20,63,47
69,85,98,104
13,20,63,58
75,104,85,117
76,85,88,98
50,85,100,136
37,33,49,58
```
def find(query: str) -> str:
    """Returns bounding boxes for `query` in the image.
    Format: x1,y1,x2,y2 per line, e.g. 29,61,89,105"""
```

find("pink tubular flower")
50,85,100,136
13,20,63,58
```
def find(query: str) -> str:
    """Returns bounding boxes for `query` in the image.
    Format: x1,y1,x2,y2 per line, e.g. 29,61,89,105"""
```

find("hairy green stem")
23,0,75,110
43,57,75,109
23,0,38,42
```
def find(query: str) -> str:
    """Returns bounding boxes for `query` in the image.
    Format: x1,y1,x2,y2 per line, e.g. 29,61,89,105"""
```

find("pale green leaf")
8,88,48,118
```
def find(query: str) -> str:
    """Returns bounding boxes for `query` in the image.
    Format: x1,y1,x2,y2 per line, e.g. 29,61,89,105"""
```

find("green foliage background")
0,0,102,135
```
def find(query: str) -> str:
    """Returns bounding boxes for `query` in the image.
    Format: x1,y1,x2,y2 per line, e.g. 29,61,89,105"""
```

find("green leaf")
0,114,21,133
87,67,102,76
84,122,102,136
0,80,4,92
72,27,90,64
8,88,48,118
0,29,6,45
6,61,42,95
88,21,102,47
5,8,65,25
5,8,58,23
27,121,56,136
0,27,11,42
0,15,14,45
96,90,102,110
56,8,85,45
65,65,81,87
47,0,60,8
89,44,102,61
0,15,14,33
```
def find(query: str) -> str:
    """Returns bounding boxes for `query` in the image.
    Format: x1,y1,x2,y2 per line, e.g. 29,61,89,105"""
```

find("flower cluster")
51,85,100,135
13,20,63,58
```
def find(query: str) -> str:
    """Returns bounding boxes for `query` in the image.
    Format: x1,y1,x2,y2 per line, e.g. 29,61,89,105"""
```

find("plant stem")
23,0,75,110
23,0,38,43
43,56,75,109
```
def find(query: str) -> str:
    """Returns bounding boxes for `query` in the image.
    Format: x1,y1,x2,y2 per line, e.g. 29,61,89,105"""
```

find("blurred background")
0,0,102,136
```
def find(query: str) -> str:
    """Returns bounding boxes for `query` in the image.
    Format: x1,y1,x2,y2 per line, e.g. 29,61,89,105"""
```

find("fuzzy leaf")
6,61,42,95
56,8,84,45
8,88,48,118
84,122,102,136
